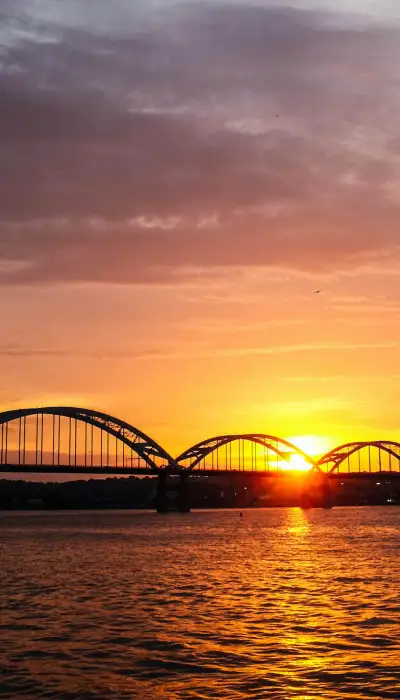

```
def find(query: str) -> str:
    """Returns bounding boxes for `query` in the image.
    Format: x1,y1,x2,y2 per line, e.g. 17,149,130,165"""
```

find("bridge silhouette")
1,406,399,511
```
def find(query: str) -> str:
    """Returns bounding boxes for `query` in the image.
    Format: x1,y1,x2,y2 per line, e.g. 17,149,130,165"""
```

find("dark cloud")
0,2,399,283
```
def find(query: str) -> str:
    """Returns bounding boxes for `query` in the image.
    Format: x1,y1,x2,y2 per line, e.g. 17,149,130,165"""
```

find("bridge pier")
156,473,190,513
156,473,168,513
300,472,333,509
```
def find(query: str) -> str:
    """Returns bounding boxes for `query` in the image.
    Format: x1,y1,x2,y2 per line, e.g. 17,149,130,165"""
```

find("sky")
0,0,399,458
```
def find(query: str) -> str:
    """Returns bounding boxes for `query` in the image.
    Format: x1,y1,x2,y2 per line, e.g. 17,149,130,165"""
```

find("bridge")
0,406,399,511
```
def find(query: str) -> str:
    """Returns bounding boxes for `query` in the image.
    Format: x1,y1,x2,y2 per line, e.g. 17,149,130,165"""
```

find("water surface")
1,507,399,699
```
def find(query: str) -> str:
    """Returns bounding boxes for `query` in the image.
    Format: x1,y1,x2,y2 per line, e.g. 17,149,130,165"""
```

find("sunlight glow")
286,435,333,457
287,453,312,472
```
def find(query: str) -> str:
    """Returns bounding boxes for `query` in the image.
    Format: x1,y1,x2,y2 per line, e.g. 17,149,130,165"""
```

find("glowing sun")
286,435,333,458
287,453,312,472
281,435,334,472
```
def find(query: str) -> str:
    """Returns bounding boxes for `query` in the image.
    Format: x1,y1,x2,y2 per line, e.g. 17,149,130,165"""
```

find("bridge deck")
1,465,399,479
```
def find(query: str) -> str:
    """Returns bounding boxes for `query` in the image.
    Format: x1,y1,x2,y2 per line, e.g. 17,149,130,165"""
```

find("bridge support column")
300,473,333,509
156,473,191,513
156,473,169,513
177,473,190,513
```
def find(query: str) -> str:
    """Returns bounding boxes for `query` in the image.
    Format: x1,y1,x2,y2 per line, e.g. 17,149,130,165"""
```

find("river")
0,507,399,699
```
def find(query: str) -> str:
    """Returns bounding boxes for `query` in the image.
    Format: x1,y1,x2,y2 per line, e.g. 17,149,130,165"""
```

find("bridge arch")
176,434,318,473
316,441,400,474
0,406,177,473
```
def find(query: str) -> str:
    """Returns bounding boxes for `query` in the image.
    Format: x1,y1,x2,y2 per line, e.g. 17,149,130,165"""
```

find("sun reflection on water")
285,506,311,535
0,508,399,700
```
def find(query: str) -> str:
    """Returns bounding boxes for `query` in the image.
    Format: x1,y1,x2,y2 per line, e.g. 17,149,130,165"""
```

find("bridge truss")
0,407,176,474
0,407,399,478
175,434,316,473
316,441,400,475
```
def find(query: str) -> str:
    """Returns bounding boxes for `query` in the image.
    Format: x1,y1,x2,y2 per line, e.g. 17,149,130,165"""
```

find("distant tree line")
0,475,398,510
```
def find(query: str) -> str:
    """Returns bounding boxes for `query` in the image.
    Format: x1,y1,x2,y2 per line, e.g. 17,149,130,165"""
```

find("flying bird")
313,290,322,294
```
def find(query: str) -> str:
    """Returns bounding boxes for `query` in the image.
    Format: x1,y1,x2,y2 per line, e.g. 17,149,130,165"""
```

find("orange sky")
1,267,399,458
0,0,399,459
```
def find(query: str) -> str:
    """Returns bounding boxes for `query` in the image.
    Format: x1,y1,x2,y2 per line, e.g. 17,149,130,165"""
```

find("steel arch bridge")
0,406,399,479
316,440,400,475
0,406,177,474
175,434,317,473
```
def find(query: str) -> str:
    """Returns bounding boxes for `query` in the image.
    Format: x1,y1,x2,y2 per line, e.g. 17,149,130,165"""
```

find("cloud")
0,339,396,362
281,373,400,383
0,2,399,285
273,396,351,415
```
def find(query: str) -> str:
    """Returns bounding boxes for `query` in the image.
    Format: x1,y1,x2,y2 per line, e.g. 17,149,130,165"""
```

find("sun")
287,453,312,472
281,435,335,473
286,435,333,458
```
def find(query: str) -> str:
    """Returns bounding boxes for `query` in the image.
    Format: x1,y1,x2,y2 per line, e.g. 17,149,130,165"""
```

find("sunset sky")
1,0,399,457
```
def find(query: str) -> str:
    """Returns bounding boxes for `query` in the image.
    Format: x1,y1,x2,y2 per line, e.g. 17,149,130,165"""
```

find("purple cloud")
0,2,399,284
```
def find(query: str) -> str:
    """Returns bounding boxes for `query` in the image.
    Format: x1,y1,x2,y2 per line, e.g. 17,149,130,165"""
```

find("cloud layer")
1,1,399,284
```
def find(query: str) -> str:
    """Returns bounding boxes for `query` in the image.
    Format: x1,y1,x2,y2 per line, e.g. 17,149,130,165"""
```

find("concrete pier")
156,473,190,513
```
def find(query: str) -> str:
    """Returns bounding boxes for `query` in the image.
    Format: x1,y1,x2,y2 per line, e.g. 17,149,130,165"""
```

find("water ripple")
0,507,399,699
